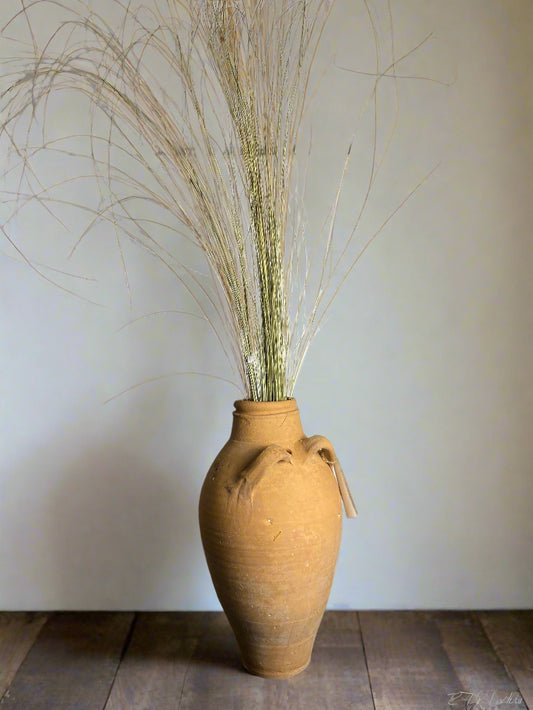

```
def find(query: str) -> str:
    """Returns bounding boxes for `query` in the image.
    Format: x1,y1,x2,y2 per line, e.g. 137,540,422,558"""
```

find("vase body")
198,398,343,678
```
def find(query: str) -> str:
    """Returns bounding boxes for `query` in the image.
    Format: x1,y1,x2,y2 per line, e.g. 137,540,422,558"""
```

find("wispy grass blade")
1,0,436,400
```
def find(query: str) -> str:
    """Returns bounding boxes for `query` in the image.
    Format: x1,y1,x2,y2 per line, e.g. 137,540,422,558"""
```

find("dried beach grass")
0,0,434,400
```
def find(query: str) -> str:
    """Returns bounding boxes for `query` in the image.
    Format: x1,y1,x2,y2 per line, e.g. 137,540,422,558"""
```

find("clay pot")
199,398,356,678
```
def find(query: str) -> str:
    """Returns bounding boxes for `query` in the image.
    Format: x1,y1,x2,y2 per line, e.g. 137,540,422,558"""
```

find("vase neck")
230,399,305,447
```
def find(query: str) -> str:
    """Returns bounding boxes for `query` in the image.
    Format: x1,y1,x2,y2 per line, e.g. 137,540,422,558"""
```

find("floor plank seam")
1,611,531,709
175,630,199,710
0,612,50,706
356,612,378,710
102,613,138,710
475,612,530,710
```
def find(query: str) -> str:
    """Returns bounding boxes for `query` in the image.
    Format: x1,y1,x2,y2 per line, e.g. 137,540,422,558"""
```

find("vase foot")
242,658,311,679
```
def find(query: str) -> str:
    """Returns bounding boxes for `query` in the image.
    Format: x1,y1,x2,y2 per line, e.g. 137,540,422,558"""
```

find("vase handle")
302,435,358,519
227,444,292,513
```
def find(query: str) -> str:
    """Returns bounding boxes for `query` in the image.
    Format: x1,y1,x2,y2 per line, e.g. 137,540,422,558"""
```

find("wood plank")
479,610,533,707
172,612,244,710
0,613,48,698
359,611,462,710
178,610,375,710
104,612,209,710
360,611,530,710
314,609,363,647
0,612,134,710
435,611,524,708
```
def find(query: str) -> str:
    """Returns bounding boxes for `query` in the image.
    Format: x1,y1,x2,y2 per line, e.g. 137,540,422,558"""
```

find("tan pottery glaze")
199,398,356,678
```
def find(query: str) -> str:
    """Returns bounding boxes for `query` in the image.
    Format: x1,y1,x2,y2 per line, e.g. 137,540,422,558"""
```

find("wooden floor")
0,611,532,709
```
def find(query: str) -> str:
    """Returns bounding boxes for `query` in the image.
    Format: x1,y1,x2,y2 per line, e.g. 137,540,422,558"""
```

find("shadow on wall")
8,389,205,610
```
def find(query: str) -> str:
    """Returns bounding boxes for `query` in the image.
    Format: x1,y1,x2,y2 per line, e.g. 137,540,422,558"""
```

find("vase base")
242,659,310,679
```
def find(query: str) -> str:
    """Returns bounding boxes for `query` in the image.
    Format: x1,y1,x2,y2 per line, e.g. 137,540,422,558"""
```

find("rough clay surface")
199,399,343,678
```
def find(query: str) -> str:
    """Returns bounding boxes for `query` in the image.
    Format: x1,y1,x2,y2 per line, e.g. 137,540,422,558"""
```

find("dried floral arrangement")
1,0,433,401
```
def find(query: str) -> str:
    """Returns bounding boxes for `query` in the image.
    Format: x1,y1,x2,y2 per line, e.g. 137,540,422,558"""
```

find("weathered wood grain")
359,611,462,710
178,610,375,710
479,610,533,707
360,611,530,710
0,613,48,699
0,610,530,710
314,610,362,647
104,612,209,710
0,612,134,710
435,611,524,708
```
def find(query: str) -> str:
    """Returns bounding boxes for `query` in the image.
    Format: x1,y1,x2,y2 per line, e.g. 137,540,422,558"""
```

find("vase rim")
233,398,298,415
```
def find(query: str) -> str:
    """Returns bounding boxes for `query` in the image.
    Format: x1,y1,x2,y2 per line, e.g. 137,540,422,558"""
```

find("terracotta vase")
199,398,356,678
